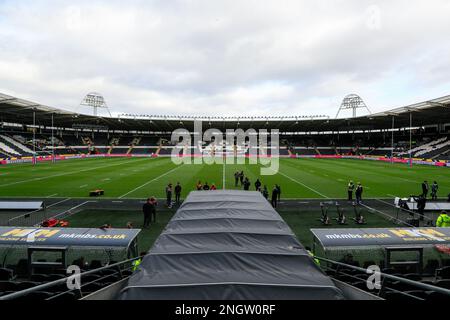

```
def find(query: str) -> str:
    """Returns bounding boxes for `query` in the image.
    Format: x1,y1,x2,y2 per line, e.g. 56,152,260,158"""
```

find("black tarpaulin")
119,190,344,300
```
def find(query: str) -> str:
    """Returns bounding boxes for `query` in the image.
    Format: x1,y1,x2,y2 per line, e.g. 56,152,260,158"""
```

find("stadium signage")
311,228,450,248
170,120,280,175
0,227,141,247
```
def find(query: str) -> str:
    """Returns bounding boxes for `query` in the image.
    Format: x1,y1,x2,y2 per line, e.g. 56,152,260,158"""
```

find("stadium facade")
0,92,449,167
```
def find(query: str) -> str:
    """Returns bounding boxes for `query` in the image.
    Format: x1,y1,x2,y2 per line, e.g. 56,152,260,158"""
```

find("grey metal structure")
336,94,372,119
79,92,112,117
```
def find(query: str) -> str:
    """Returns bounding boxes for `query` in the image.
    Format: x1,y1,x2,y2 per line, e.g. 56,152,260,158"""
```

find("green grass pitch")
0,157,448,200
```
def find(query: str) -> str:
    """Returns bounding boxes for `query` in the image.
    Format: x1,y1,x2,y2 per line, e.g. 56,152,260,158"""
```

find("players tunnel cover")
119,190,345,300
0,227,140,248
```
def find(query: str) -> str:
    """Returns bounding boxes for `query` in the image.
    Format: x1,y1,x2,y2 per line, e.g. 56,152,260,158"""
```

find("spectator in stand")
355,182,363,205
347,181,355,201
203,182,210,191
210,183,217,190
255,179,262,192
422,180,429,198
175,182,182,205
126,222,133,229
196,181,203,191
166,183,173,208
431,181,439,200
99,223,112,230
271,186,279,208
262,185,269,200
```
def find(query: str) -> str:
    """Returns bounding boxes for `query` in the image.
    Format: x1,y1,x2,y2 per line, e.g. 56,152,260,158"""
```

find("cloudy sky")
0,0,450,118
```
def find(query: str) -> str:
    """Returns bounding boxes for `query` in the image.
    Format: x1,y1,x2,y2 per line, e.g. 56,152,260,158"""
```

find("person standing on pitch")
142,197,157,228
347,181,355,201
422,180,429,198
262,185,269,200
239,171,244,186
175,182,182,205
355,182,363,205
271,186,279,208
431,181,439,201
276,184,281,204
166,183,173,208
234,171,240,187
255,178,262,191
243,177,251,191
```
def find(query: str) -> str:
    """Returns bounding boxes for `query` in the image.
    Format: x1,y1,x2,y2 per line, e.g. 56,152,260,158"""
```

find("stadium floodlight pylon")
80,92,112,117
336,94,372,119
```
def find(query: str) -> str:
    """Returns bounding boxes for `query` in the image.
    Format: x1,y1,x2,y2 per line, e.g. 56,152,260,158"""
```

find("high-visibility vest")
436,214,450,227
307,250,320,266
132,258,142,271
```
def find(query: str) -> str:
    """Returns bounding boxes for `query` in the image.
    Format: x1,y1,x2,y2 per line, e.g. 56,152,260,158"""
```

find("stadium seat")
81,282,105,294
47,274,66,281
89,260,103,270
30,274,50,282
15,259,28,278
427,291,450,301
16,291,53,301
424,259,440,274
363,261,376,269
404,290,429,300
383,291,421,301
0,281,19,292
403,273,423,281
436,266,450,280
16,281,40,291
0,268,14,281
49,291,80,301
435,280,450,289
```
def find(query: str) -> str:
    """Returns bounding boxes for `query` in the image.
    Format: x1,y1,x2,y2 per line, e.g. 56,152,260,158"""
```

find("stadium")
0,91,449,302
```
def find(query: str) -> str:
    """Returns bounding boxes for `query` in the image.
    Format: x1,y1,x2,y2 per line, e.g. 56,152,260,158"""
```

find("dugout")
120,190,346,300
0,227,140,277
311,227,450,274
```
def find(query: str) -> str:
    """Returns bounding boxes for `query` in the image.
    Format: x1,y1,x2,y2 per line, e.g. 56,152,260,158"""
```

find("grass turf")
0,157,448,200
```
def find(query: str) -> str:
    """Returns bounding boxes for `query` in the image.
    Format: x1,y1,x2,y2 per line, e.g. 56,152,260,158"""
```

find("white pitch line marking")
46,193,58,198
79,184,88,188
119,165,184,199
278,171,329,199
0,158,150,188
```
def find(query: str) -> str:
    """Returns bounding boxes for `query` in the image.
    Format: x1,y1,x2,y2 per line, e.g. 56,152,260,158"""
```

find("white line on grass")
119,165,184,199
46,193,58,198
0,158,150,188
79,185,88,188
278,171,329,199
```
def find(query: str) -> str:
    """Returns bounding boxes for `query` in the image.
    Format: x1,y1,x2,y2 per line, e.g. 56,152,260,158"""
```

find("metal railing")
316,256,450,299
0,256,142,300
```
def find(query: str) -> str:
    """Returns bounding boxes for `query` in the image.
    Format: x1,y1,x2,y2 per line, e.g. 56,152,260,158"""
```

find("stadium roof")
0,92,449,132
